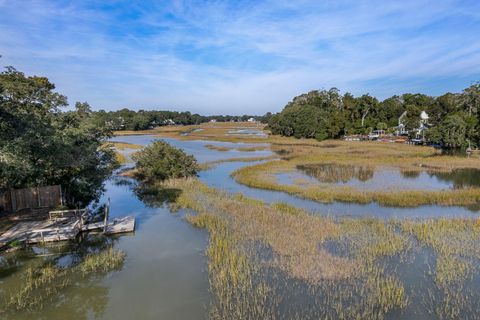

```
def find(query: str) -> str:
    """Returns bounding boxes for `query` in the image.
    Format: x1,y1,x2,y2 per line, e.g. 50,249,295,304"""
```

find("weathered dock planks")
0,211,135,249
82,216,135,234
0,217,81,244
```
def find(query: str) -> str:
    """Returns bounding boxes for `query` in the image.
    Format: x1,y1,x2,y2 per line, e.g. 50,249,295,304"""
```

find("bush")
132,140,198,181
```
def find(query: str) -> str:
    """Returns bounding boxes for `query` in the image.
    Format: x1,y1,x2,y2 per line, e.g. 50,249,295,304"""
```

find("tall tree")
0,67,116,205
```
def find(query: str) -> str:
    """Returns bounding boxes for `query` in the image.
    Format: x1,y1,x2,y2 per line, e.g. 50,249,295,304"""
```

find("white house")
247,117,256,122
395,111,408,135
395,110,430,138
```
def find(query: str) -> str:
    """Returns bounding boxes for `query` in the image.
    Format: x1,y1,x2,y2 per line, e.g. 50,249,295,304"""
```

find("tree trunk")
361,108,370,127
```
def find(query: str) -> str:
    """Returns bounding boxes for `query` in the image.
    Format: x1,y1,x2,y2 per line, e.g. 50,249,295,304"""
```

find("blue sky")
1,0,479,114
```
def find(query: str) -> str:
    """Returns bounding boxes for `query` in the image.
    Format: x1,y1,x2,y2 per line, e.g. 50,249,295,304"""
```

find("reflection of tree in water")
133,182,182,208
110,173,182,208
297,163,374,183
429,168,480,189
111,175,136,187
400,170,421,179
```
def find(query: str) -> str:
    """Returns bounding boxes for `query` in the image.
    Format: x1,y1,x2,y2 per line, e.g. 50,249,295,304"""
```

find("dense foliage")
0,67,117,205
132,140,198,182
269,85,480,148
91,109,260,131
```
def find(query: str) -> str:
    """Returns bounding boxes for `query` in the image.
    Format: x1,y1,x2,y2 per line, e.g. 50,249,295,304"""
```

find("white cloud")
0,0,479,114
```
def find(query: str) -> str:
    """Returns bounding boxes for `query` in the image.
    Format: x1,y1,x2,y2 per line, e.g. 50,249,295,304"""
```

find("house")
368,130,386,140
415,111,430,141
209,119,217,123
162,119,175,125
247,117,256,122
395,110,430,140
395,111,408,135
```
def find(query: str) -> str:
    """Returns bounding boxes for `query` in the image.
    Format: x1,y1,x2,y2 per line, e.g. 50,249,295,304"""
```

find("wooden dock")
0,206,135,249
82,216,135,234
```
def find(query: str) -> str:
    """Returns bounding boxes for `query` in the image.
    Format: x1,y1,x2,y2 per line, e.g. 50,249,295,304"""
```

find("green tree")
132,140,198,182
0,67,116,205
461,82,480,116
376,122,387,130
429,114,467,148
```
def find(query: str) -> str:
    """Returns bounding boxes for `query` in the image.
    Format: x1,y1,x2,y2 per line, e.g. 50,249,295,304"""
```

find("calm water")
226,128,268,137
1,174,209,320
279,163,480,191
1,134,479,319
109,135,271,163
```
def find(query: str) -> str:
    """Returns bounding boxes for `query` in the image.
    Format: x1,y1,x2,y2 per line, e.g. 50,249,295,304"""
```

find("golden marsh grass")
164,177,411,318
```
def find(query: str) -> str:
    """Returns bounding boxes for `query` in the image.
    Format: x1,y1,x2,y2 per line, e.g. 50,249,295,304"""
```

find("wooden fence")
0,185,62,213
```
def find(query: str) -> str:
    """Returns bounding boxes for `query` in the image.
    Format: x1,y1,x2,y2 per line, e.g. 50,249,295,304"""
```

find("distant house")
247,117,256,122
368,130,385,140
415,111,430,141
209,119,217,123
395,111,408,135
395,110,430,139
162,119,175,125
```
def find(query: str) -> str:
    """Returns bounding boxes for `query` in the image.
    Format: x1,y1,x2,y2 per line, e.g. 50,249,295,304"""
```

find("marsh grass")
79,247,125,276
233,159,480,207
401,219,480,285
167,178,411,319
400,219,480,319
187,213,276,319
298,163,374,183
1,247,126,313
159,176,480,318
204,144,232,152
204,144,270,153
6,263,70,311
110,124,480,317
108,142,143,150
115,151,128,164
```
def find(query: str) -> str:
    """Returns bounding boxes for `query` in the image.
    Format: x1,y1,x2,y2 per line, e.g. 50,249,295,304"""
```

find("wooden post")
60,186,64,207
36,187,41,208
103,198,110,233
10,189,16,212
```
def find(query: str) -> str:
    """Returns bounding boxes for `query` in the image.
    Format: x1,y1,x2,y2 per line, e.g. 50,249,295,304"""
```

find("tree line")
267,84,480,148
90,109,261,131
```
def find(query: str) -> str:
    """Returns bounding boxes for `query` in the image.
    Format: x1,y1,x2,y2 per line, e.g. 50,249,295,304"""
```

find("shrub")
132,140,198,181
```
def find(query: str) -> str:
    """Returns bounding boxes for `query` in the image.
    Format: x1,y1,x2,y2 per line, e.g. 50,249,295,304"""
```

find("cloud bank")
1,0,479,114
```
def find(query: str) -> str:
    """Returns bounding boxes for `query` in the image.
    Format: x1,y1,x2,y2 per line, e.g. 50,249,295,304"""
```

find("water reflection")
282,163,480,191
427,168,480,189
109,135,272,163
297,163,374,183
226,129,267,137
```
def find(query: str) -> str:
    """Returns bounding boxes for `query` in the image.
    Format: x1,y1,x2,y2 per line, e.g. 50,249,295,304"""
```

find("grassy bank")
231,139,480,208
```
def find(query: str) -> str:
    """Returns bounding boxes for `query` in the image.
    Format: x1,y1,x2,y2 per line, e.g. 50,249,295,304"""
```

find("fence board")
1,186,62,213
0,189,11,212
